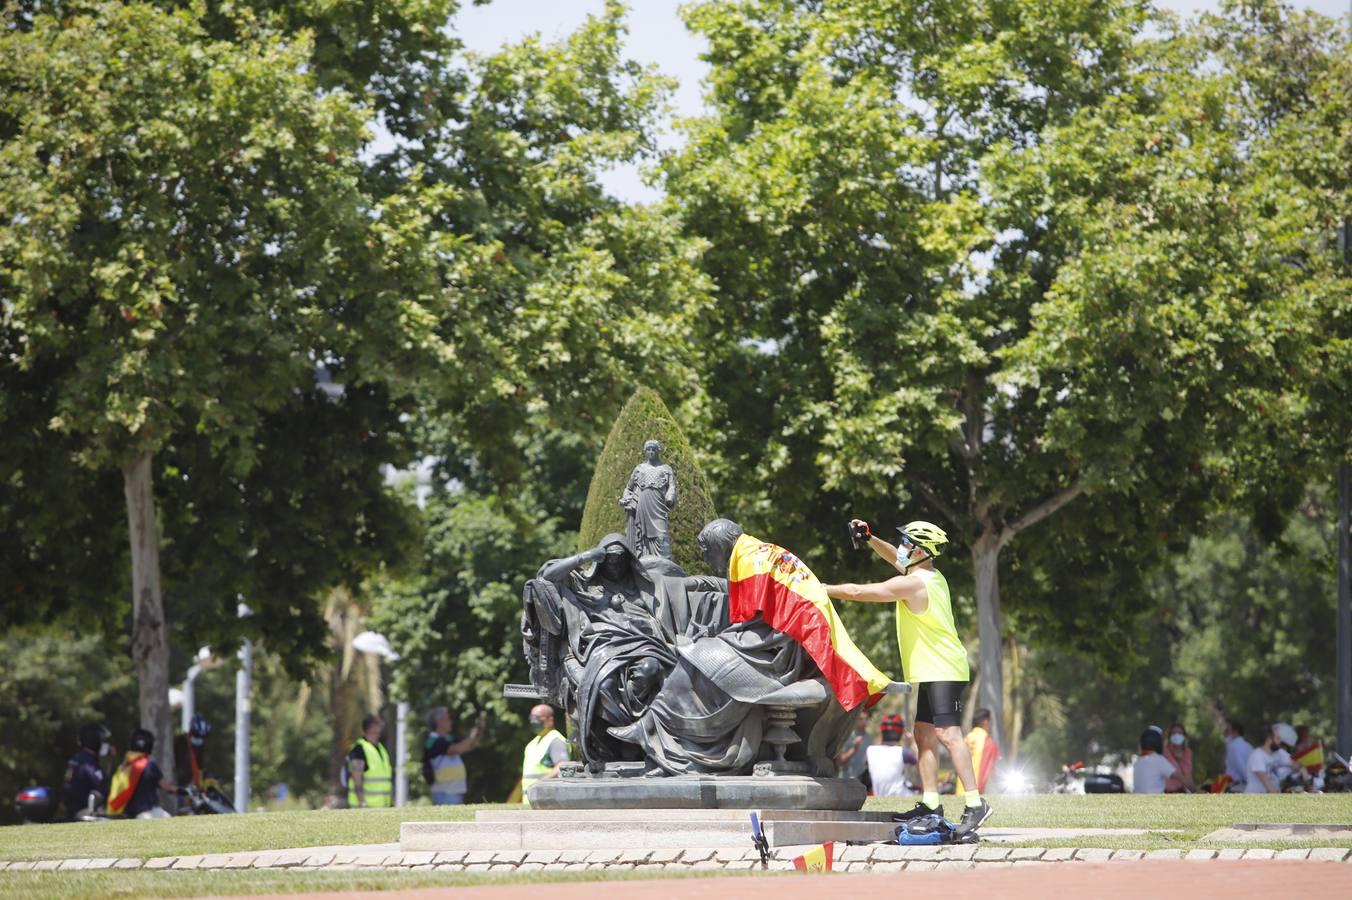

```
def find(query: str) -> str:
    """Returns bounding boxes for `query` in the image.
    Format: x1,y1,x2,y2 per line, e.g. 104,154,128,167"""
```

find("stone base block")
401,807,895,852
527,774,865,811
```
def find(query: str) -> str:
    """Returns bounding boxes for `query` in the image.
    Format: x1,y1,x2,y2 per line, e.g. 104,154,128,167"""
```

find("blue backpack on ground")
895,813,976,845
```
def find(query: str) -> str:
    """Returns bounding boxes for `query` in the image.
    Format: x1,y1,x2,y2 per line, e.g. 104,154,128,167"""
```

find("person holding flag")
822,518,992,837
108,728,177,818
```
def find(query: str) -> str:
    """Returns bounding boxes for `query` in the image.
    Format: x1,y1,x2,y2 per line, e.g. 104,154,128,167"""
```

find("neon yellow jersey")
894,569,970,682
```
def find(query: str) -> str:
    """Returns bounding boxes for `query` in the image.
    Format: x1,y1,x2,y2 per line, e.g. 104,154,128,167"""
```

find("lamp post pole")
235,603,253,812
1339,215,1351,758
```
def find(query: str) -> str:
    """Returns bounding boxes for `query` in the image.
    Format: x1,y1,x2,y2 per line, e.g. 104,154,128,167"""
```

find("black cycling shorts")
914,681,967,728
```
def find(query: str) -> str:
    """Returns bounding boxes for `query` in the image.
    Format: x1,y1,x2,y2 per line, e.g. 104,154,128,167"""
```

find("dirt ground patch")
244,859,1352,900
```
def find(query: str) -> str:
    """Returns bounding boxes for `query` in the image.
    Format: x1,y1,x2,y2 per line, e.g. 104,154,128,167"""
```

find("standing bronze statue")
620,440,677,560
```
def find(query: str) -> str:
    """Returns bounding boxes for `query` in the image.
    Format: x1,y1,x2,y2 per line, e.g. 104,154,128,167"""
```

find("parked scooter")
179,778,236,815
1052,760,1087,794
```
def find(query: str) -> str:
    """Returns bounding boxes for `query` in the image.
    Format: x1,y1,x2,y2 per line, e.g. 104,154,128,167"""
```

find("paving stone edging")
1,846,1350,874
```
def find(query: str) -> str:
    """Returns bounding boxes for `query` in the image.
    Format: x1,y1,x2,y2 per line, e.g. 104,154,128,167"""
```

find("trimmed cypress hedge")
577,388,718,575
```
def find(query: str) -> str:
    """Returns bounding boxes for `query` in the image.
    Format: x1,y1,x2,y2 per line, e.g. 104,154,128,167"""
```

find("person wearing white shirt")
866,714,918,797
1245,724,1291,794
1133,727,1177,793
1223,720,1255,790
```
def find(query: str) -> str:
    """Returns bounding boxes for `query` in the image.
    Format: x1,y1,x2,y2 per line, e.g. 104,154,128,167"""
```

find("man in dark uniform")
62,723,110,818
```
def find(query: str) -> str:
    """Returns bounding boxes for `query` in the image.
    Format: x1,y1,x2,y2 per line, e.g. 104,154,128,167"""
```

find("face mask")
99,743,112,758
1170,733,1185,746
529,717,546,734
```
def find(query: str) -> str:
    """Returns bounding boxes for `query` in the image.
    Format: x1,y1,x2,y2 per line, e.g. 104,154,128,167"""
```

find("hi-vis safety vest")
347,738,392,808
895,568,970,683
520,729,564,806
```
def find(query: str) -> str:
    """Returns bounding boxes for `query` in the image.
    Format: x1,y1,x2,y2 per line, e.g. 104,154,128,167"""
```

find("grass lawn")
0,795,1348,865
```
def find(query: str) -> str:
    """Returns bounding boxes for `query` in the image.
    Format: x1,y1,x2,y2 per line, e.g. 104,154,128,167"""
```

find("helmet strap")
899,547,933,575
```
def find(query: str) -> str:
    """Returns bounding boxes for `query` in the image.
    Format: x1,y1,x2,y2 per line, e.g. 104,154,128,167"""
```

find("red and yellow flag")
793,841,835,872
728,534,891,710
1293,742,1324,774
108,752,149,816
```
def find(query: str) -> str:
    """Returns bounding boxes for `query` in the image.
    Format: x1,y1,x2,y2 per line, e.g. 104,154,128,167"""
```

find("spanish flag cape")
728,533,891,710
1293,742,1324,774
108,751,149,816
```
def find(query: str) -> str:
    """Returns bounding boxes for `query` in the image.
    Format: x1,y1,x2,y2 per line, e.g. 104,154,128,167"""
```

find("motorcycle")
179,778,237,815
1052,760,1087,794
1051,760,1125,794
1323,752,1352,793
13,786,56,824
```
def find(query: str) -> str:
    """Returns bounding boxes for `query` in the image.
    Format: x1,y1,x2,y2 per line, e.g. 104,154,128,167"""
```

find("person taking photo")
823,518,992,837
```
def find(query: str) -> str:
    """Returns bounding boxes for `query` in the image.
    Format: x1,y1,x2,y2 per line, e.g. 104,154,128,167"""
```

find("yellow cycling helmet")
897,521,948,558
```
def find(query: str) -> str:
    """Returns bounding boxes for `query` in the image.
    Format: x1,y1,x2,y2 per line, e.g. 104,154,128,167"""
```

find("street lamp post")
1338,217,1352,758
181,646,212,734
235,603,253,812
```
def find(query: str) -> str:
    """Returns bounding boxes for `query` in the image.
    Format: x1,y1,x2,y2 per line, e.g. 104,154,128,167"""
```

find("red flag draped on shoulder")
728,533,891,710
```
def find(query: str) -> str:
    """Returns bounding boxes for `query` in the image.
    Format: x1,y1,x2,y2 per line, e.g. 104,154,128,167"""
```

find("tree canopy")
665,0,1347,737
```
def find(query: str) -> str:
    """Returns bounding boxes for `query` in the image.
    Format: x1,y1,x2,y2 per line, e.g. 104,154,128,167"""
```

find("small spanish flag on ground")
728,534,892,710
792,841,835,872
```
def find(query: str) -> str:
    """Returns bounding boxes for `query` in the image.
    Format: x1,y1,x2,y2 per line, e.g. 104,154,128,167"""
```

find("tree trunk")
971,533,1005,747
123,452,173,769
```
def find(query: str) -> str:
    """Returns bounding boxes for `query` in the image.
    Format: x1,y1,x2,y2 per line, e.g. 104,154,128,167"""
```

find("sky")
452,0,1349,203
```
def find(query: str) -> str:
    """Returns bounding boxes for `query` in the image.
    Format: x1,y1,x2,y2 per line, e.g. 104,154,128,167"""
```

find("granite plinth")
526,774,865,810
400,808,896,851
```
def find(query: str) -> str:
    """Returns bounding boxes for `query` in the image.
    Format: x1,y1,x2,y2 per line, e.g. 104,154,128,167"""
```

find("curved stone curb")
1,846,1348,874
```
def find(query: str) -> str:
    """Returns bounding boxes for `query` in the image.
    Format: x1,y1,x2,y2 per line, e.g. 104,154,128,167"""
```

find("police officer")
346,714,392,808
62,723,111,819
520,705,568,806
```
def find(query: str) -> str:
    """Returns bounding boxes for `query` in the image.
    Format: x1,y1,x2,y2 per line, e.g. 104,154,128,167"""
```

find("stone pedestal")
400,807,897,852
528,773,865,811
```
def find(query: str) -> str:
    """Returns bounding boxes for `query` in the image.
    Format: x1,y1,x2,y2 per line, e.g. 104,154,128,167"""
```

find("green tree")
578,387,719,574
0,2,434,757
369,7,716,801
371,431,591,802
1017,484,1339,782
667,0,1336,739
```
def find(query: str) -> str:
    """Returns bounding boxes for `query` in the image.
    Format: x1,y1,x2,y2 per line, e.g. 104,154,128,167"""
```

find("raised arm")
823,574,922,605
849,518,905,571
538,547,604,584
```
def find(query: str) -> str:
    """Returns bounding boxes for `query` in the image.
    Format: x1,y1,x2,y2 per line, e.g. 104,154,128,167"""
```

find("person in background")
1246,724,1288,794
521,704,569,806
1132,726,1177,794
865,714,918,797
1162,722,1195,793
346,714,392,808
62,723,111,818
1222,719,1254,791
834,708,872,786
957,708,1002,794
423,707,487,805
109,728,176,818
173,714,211,790
1291,725,1324,779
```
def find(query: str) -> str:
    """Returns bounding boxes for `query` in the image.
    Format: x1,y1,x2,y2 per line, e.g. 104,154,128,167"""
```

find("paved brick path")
2,844,1349,873
239,860,1352,900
